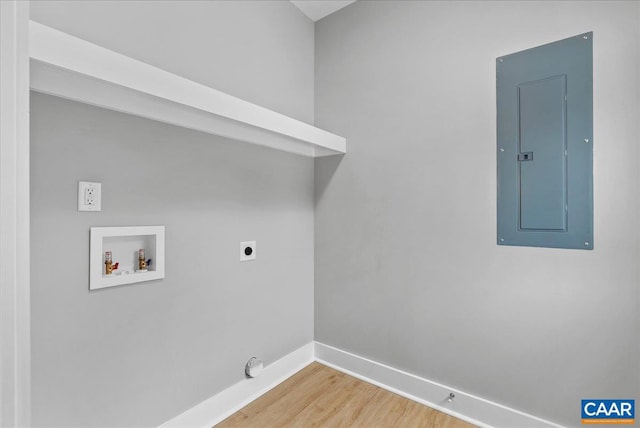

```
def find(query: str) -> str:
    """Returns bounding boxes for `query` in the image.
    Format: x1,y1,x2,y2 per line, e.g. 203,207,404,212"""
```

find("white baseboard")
160,342,314,428
160,341,564,428
314,342,565,428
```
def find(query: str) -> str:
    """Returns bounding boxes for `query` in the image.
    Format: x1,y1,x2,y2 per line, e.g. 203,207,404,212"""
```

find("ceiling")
290,0,356,22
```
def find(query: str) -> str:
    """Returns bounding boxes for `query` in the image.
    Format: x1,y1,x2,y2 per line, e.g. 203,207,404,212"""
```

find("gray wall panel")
29,1,315,426
30,0,314,123
315,2,640,426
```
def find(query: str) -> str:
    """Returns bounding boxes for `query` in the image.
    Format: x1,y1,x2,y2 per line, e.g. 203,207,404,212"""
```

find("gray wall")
30,1,314,427
314,1,640,427
31,0,314,123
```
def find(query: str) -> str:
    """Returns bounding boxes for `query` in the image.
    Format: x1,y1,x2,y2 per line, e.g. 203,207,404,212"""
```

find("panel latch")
517,152,534,161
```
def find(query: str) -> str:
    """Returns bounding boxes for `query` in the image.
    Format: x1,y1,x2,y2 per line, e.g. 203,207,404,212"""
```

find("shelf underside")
29,21,346,158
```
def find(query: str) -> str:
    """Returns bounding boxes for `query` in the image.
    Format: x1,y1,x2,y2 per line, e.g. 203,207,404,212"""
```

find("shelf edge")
29,20,346,157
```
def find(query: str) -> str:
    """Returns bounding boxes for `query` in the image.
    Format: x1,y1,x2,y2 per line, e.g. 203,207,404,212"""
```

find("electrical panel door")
497,33,593,249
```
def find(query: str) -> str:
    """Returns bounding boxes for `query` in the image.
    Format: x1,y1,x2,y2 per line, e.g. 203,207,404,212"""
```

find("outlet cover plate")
240,241,256,261
78,181,101,211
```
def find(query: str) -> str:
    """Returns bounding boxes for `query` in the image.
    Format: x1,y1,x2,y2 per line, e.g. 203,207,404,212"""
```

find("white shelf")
28,21,346,158
90,226,165,290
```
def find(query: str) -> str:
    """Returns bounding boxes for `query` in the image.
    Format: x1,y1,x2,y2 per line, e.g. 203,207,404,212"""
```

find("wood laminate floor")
216,362,475,428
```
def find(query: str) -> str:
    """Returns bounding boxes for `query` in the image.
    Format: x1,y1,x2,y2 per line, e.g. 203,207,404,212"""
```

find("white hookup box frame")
89,225,165,290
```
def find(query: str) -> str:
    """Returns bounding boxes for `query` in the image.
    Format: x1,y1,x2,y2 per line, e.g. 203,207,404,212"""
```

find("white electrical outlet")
78,181,101,211
240,241,256,261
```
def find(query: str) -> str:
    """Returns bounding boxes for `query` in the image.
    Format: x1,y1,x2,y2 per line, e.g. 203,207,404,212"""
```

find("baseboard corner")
160,342,314,428
313,341,565,428
159,341,564,428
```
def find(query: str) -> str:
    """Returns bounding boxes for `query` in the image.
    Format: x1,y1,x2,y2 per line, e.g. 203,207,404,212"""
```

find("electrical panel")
497,33,593,249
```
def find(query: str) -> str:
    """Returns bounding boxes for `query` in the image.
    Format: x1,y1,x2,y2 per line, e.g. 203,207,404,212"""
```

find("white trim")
160,343,314,428
314,342,565,428
159,341,564,428
0,1,30,426
29,21,346,158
